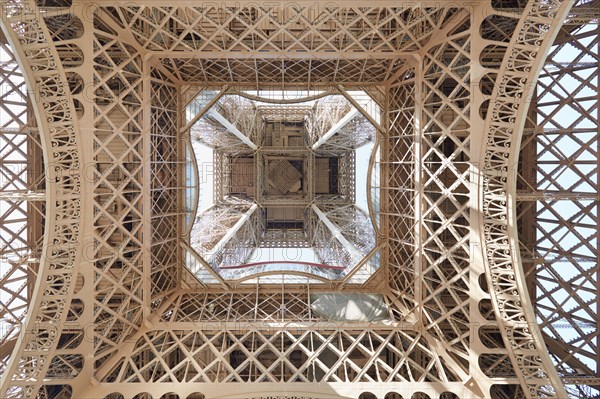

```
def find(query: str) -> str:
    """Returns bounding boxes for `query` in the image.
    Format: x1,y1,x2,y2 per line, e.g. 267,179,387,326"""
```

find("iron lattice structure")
0,1,598,399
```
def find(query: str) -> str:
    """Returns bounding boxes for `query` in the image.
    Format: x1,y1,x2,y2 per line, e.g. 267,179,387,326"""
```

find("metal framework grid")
0,0,597,399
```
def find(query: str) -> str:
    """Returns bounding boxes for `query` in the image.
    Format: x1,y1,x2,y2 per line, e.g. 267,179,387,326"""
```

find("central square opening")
184,91,380,284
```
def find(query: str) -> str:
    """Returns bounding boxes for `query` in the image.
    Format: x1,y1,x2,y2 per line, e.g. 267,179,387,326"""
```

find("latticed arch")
0,0,598,398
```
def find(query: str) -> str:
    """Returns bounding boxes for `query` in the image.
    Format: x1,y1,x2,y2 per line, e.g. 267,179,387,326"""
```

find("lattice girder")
0,0,580,398
0,34,42,378
0,1,86,397
519,19,600,398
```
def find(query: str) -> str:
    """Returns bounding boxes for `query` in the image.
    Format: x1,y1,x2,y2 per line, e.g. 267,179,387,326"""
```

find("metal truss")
312,204,376,264
477,0,573,397
518,19,600,399
0,1,84,397
191,96,258,155
190,91,367,251
306,206,352,269
338,152,356,204
257,226,310,249
149,69,180,300
316,115,375,155
92,15,147,375
257,105,312,126
0,0,590,398
306,97,351,147
190,205,258,270
0,36,42,378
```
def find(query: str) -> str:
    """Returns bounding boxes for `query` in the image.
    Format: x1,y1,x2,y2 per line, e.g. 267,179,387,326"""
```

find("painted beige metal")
0,0,589,398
